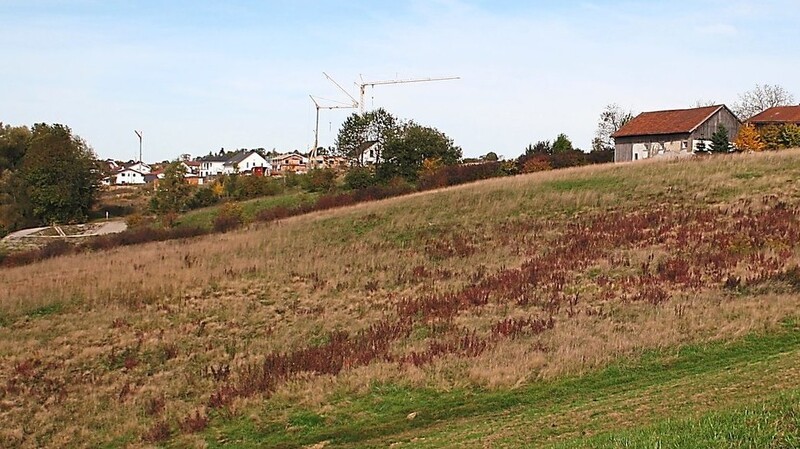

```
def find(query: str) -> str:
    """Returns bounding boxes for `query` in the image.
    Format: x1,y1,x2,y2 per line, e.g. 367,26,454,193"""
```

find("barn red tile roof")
748,106,800,124
612,105,724,138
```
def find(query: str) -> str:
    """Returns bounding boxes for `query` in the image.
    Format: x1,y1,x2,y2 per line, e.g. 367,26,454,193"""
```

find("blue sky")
2,0,798,161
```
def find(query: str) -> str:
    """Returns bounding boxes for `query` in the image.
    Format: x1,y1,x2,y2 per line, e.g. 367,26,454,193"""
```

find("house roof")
201,155,230,162
612,105,726,138
184,160,201,167
112,168,145,176
272,153,305,161
355,140,379,153
748,106,800,124
224,150,263,166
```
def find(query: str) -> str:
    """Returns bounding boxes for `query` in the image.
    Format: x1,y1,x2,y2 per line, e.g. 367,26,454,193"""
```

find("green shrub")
186,187,219,209
344,167,377,190
302,169,337,192
284,172,302,188
124,213,149,229
780,124,800,148
213,202,244,233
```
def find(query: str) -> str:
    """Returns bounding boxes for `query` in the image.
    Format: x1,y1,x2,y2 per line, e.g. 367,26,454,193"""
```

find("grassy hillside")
2,151,800,447
175,191,318,230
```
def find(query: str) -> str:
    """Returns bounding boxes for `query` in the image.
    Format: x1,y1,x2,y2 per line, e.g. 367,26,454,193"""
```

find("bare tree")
593,104,635,151
733,84,795,120
693,99,717,108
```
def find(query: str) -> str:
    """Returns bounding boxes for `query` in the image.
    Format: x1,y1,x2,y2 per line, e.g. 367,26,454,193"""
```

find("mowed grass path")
205,322,800,448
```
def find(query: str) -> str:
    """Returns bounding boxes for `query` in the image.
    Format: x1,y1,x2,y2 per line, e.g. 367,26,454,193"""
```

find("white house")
104,159,120,171
199,150,271,177
125,161,152,174
199,157,228,177
355,140,381,165
181,160,201,175
109,168,146,185
223,150,270,174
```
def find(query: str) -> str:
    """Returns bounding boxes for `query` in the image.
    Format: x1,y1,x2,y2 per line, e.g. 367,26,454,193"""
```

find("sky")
2,0,799,162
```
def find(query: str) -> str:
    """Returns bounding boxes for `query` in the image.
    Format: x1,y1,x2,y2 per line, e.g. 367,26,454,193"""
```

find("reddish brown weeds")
179,410,209,433
142,420,171,443
209,200,800,409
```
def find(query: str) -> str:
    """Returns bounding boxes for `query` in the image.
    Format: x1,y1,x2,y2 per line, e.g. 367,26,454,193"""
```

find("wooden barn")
612,105,741,162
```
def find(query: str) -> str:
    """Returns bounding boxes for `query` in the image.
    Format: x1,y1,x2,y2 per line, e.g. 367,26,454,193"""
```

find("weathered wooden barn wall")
691,108,741,140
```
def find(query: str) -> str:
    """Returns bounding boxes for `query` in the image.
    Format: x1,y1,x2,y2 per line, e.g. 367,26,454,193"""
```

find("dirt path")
87,221,127,236
2,221,128,242
2,226,50,240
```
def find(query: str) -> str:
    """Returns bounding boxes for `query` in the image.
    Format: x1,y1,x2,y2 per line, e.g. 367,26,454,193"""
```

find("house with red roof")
612,105,741,162
747,106,800,128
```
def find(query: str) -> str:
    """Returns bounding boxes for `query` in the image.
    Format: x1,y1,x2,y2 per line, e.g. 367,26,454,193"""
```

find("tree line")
0,123,101,237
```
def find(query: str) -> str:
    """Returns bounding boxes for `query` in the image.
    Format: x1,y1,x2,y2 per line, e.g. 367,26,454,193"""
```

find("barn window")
682,141,688,149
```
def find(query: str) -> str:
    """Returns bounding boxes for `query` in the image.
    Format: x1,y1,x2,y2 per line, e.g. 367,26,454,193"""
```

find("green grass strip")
203,321,800,448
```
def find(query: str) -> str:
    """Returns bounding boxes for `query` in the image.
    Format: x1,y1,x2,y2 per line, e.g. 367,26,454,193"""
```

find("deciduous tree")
150,161,191,216
734,124,765,152
733,84,795,120
522,155,551,173
20,123,100,223
482,151,499,161
377,123,461,182
335,114,369,163
594,104,635,151
335,108,399,165
758,125,783,151
0,123,31,175
0,171,35,236
780,124,800,149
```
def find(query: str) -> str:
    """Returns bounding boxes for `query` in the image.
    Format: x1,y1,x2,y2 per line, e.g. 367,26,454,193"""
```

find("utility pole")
357,75,460,115
134,130,143,163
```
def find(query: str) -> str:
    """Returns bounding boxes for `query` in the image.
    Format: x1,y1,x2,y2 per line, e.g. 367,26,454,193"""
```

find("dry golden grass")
2,150,800,447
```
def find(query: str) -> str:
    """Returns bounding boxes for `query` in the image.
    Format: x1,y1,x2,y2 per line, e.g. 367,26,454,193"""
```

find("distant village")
101,102,800,187
102,148,364,186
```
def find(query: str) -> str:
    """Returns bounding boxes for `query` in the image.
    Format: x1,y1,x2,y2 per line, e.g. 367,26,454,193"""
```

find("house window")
634,154,639,161
682,141,688,149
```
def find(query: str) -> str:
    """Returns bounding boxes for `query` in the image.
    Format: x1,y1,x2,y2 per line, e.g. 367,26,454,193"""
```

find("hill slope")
2,151,800,447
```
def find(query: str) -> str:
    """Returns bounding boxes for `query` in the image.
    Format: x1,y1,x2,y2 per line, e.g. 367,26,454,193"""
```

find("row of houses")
103,150,350,186
612,105,800,162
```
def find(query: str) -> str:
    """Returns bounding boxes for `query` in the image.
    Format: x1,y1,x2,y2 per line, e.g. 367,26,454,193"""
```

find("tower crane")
310,95,357,154
307,73,360,168
357,75,460,115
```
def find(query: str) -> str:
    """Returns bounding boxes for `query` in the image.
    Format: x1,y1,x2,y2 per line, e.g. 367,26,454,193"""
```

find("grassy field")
175,191,318,230
2,151,800,447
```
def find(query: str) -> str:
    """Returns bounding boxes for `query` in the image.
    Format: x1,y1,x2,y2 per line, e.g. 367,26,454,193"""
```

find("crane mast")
309,95,356,168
